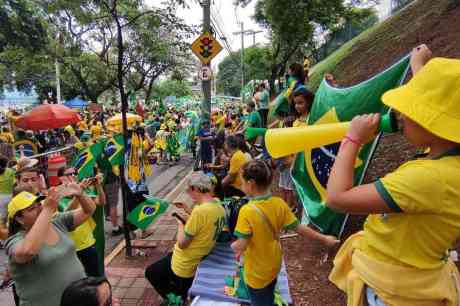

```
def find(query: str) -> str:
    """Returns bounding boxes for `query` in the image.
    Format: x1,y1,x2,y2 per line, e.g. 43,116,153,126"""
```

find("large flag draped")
292,55,410,236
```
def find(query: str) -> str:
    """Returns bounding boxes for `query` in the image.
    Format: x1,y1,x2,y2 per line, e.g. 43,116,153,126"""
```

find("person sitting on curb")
145,171,226,305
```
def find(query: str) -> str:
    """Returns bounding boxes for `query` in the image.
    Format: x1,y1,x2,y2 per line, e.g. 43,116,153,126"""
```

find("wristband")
343,135,362,147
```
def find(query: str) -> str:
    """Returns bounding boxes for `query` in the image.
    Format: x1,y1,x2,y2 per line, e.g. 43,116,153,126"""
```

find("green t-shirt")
246,111,262,128
259,90,270,109
6,212,86,306
0,168,15,194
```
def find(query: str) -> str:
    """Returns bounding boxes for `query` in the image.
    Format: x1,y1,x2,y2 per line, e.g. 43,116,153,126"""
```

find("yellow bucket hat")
8,191,40,220
382,57,460,143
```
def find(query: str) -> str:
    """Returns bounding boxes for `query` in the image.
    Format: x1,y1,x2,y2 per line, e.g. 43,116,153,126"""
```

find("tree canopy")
0,0,194,103
217,46,272,96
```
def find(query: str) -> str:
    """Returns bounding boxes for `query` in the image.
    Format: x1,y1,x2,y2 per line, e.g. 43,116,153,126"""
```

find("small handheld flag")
127,197,169,230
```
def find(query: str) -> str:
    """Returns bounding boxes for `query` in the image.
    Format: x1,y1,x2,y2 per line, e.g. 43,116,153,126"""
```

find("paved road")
0,154,194,306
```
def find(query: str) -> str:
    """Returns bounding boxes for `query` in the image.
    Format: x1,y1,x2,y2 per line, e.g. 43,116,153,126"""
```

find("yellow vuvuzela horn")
265,112,397,159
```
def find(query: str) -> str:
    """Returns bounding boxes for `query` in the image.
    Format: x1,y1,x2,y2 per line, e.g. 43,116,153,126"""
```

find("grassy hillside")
309,0,460,90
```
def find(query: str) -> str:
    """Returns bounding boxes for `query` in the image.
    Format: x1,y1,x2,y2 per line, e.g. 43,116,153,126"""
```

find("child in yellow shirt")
231,160,339,306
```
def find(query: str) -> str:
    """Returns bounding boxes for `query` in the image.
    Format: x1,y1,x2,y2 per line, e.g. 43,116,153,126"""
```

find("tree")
152,79,192,100
0,0,194,103
217,46,272,96
236,0,379,94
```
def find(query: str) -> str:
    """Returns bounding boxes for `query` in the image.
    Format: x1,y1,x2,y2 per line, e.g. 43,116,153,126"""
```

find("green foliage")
217,46,272,96
0,0,48,53
152,79,192,100
0,0,194,103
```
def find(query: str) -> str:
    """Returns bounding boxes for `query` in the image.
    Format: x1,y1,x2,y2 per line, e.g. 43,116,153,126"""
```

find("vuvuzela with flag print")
127,197,169,230
290,55,410,236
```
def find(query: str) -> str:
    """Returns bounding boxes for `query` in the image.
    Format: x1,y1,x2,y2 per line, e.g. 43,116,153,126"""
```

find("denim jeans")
247,278,277,306
366,287,387,306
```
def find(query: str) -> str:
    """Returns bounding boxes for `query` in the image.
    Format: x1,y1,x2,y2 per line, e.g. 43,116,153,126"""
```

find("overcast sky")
147,0,392,67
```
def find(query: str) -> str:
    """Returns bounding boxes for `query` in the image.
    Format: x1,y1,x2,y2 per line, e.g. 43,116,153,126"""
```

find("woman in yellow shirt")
327,46,460,305
232,160,338,306
222,135,251,197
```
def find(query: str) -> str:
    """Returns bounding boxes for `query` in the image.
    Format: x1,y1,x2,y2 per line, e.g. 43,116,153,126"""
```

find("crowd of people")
0,43,459,306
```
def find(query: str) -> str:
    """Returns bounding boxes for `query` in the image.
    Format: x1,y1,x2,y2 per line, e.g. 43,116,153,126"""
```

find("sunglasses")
23,201,42,213
21,177,39,183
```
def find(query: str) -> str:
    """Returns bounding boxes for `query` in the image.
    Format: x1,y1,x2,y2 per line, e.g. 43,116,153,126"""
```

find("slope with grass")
309,0,460,91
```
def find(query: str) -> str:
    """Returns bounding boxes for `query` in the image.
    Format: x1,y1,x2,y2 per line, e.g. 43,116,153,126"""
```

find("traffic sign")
199,66,213,81
191,32,223,64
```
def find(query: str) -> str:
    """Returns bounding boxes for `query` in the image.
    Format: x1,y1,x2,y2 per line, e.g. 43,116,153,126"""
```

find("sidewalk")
105,175,193,306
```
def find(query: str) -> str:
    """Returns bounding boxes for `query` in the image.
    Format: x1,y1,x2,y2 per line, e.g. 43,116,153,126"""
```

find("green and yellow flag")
292,55,410,236
73,141,105,180
127,197,169,230
104,134,124,166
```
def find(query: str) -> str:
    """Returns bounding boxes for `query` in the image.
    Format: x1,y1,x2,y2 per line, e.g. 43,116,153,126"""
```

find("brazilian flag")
291,55,411,236
104,134,124,166
58,189,105,275
74,141,105,180
127,197,169,230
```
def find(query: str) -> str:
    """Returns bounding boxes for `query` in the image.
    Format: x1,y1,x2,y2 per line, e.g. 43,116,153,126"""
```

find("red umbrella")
15,104,81,131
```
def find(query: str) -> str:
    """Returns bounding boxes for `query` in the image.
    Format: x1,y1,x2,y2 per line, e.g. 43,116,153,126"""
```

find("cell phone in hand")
172,212,186,225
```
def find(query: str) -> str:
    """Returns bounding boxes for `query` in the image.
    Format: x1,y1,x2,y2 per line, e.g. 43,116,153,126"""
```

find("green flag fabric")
104,134,124,166
292,55,410,236
73,141,105,180
58,189,105,275
127,197,169,230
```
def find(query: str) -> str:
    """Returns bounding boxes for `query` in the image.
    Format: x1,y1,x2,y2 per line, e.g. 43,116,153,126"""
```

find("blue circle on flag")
310,142,340,188
143,206,156,216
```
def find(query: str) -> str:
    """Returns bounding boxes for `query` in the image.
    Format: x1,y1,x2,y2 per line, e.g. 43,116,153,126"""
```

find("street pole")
240,22,245,95
201,0,211,122
55,59,61,104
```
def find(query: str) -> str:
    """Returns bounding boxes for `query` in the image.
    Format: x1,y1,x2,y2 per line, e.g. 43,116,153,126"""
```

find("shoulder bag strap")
250,203,279,241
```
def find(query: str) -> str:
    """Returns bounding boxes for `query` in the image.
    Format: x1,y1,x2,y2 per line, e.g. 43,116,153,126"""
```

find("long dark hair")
0,155,9,176
242,160,273,189
60,277,111,306
292,86,315,117
289,63,306,84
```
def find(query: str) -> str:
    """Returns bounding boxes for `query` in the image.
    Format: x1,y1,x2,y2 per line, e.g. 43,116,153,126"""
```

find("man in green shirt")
246,102,262,129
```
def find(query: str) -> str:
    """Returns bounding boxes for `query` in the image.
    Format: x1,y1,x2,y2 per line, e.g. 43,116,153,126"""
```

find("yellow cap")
8,191,40,220
382,57,460,143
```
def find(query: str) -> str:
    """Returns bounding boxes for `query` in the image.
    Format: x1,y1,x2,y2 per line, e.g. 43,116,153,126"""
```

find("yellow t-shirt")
235,195,298,288
360,150,460,269
229,150,250,191
70,218,96,251
90,125,102,138
171,201,226,278
0,132,14,144
216,115,225,130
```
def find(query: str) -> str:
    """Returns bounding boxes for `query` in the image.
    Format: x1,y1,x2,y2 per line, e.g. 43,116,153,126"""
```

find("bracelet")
343,135,362,147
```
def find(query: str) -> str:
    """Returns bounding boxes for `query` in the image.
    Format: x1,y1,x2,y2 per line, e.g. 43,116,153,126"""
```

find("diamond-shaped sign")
191,32,223,64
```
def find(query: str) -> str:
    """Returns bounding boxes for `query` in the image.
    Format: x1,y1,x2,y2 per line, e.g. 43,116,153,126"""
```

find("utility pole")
202,0,211,121
234,26,263,98
246,30,263,46
233,22,245,98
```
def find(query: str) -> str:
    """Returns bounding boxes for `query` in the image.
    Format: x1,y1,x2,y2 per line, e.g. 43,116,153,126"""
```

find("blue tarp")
64,97,88,108
189,243,292,304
